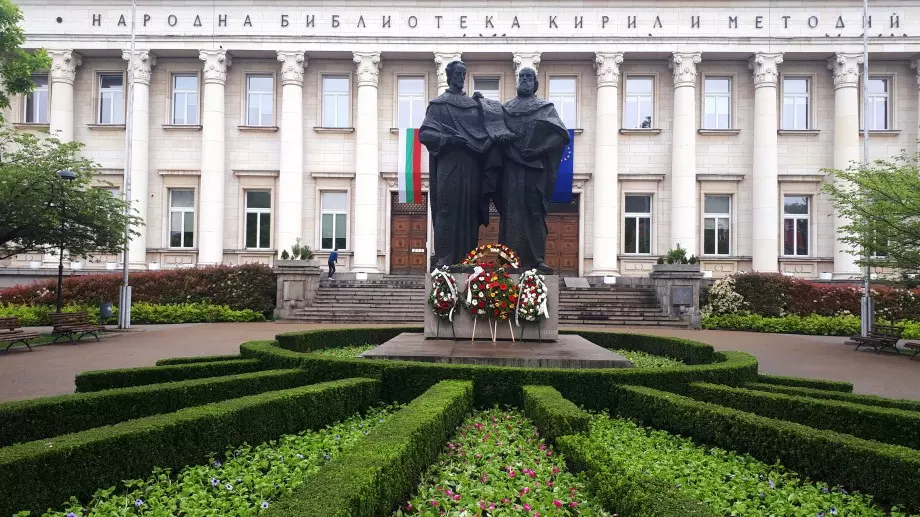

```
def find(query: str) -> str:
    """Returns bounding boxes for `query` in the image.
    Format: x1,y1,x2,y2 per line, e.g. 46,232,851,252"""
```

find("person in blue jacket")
328,248,338,280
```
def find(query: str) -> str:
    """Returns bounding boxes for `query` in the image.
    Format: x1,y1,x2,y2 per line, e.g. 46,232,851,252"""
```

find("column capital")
749,52,784,88
353,51,381,87
121,50,156,86
199,49,232,85
48,50,82,85
512,52,541,78
911,58,920,89
594,52,624,88
434,51,462,94
277,51,307,86
670,52,702,88
828,53,863,89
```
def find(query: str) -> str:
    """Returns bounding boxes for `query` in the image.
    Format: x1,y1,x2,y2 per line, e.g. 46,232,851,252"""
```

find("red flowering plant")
428,267,459,321
464,262,496,318
461,243,522,269
487,267,519,321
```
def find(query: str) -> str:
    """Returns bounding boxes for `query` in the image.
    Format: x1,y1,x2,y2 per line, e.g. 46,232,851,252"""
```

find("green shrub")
610,385,920,511
564,330,717,364
703,313,920,339
0,302,264,326
687,382,920,449
155,354,242,366
264,380,473,517
746,382,920,412
75,358,264,392
757,373,853,392
275,327,418,352
0,378,381,516
0,369,311,447
522,385,589,442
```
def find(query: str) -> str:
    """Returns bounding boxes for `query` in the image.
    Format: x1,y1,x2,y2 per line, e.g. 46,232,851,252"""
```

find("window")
625,76,654,129
168,190,195,248
320,192,348,250
245,74,274,126
703,195,731,255
397,76,426,128
866,77,890,130
703,77,731,129
624,194,652,254
472,76,501,101
244,191,272,249
98,73,124,125
24,74,49,123
548,77,576,128
171,74,199,125
782,77,810,130
782,195,809,256
322,75,350,128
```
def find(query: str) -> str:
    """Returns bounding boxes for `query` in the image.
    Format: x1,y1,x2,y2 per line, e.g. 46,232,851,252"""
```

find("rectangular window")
625,76,654,129
98,73,124,125
322,75,350,128
703,77,731,129
24,74,49,123
168,189,195,248
782,195,810,256
246,74,274,126
397,76,426,128
244,190,272,249
624,194,652,254
866,77,890,130
320,191,348,251
703,195,731,255
473,76,501,101
171,74,199,125
782,77,810,130
548,76,576,128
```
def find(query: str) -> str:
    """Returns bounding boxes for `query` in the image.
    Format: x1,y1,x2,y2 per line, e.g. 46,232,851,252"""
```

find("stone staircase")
558,284,689,327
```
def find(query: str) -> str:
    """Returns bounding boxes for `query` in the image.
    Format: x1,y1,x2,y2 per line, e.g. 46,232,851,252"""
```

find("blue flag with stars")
552,129,576,203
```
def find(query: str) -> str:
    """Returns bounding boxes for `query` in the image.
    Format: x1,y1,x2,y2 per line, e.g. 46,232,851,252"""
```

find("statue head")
517,68,538,97
445,60,467,93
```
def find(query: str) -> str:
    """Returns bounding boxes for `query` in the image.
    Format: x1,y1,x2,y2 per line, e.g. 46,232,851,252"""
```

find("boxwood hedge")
155,354,242,366
522,385,590,443
75,358,264,392
745,382,920,413
756,373,853,392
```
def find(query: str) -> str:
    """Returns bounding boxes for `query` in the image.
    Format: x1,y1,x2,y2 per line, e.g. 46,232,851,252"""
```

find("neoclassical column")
434,51,462,94
592,52,624,277
512,52,541,78
828,53,863,277
276,51,307,257
48,50,81,141
352,51,382,272
749,52,783,272
197,50,231,265
669,52,702,254
913,59,920,157
122,49,156,268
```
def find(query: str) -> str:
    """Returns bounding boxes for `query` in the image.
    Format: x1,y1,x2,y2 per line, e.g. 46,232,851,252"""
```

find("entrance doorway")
390,192,428,274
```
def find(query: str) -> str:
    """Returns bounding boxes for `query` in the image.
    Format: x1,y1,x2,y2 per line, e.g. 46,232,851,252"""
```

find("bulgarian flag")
398,128,423,204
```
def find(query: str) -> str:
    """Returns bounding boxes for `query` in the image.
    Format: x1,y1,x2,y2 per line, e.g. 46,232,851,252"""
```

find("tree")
822,152,920,272
0,125,141,260
0,0,50,118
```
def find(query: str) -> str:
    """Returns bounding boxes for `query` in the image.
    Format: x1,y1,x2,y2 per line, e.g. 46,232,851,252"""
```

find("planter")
652,264,701,273
703,270,714,278
70,261,83,270
276,259,321,267
147,262,160,270
819,272,833,280
106,262,119,270
28,261,41,269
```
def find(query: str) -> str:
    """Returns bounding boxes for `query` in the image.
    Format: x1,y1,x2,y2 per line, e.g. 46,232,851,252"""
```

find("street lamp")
55,169,76,313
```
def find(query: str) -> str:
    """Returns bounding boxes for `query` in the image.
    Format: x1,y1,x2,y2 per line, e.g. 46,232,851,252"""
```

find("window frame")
863,75,893,131
622,193,654,255
96,71,126,125
623,74,657,129
243,72,276,127
169,72,200,126
243,189,273,250
702,194,732,256
395,74,428,129
547,74,578,129
320,73,352,128
318,190,349,251
701,75,733,130
23,73,49,124
782,194,811,257
780,75,814,131
470,74,503,102
167,188,196,249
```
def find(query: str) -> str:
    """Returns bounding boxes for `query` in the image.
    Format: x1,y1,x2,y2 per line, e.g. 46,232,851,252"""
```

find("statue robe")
497,96,570,270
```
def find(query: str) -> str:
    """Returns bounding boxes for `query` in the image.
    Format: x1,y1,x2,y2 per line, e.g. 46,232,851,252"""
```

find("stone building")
3,0,919,281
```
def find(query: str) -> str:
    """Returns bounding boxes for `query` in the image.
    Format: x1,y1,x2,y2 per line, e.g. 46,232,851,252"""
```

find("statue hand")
472,91,484,101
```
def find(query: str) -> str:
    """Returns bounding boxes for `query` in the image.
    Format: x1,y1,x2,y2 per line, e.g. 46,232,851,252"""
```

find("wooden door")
390,193,428,273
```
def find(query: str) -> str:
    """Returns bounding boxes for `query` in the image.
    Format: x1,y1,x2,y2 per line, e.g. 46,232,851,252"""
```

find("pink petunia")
553,500,563,508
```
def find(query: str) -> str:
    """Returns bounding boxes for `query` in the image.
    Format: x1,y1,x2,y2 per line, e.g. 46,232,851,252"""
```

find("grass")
613,349,687,368
313,344,376,358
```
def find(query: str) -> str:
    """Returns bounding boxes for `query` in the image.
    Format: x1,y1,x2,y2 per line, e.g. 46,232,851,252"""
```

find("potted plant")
652,243,702,273
278,238,319,266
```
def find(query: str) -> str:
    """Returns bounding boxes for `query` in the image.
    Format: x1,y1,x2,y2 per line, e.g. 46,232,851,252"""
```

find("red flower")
500,284,508,291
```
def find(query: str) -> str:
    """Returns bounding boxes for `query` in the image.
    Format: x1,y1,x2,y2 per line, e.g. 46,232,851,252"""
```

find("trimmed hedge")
155,354,242,366
75,358,264,392
0,377,381,516
558,433,718,517
0,369,311,447
687,382,920,449
0,302,265,326
564,330,717,365
610,384,920,511
275,327,416,352
756,373,853,392
746,382,920,413
522,385,589,443
264,380,473,517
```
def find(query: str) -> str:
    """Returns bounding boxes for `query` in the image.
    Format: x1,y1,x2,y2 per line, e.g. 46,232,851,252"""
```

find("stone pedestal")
273,262,322,319
649,264,703,329
424,273,559,341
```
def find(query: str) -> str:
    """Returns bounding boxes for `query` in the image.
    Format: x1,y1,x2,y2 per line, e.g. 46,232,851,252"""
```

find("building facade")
3,0,920,279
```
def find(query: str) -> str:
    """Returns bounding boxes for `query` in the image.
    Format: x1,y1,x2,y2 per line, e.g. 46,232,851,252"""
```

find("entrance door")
390,192,428,273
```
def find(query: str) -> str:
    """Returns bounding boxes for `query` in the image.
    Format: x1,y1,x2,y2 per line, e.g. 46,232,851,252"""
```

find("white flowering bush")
702,277,747,316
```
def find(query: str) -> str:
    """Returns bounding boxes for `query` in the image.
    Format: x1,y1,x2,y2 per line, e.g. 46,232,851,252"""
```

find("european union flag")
552,129,576,203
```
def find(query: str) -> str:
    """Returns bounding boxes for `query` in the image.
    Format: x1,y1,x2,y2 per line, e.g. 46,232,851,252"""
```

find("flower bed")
702,313,920,339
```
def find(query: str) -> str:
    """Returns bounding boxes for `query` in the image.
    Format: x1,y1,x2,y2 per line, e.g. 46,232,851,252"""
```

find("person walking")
327,248,338,280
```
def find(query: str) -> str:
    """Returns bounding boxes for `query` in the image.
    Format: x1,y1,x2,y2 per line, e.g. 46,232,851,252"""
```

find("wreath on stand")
464,263,493,320
515,269,549,326
461,243,521,269
488,268,519,322
428,267,459,321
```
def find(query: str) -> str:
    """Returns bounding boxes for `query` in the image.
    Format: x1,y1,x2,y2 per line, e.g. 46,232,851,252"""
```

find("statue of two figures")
419,60,570,271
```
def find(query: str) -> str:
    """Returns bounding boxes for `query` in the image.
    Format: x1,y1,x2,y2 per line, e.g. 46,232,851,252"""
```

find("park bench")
904,342,920,360
51,311,105,344
0,317,40,353
851,324,903,354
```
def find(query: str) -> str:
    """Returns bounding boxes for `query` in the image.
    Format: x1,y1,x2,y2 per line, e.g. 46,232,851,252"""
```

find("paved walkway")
1,323,917,402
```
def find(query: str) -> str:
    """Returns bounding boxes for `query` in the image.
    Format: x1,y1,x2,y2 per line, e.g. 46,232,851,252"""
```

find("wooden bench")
851,324,903,354
905,342,920,360
51,311,105,344
0,317,40,353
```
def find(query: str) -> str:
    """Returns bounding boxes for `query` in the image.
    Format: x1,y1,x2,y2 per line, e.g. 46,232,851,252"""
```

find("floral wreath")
460,243,521,269
428,267,459,321
488,267,519,321
464,264,494,318
515,269,549,325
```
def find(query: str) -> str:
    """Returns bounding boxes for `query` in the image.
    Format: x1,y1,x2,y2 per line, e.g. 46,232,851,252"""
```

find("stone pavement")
0,323,917,402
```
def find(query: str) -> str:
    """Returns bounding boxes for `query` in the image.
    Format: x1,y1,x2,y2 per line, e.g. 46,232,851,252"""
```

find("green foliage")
704,313,874,336
701,276,747,316
155,354,241,366
746,382,920,412
570,330,717,365
613,349,686,368
74,358,265,392
312,344,375,358
0,369,311,447
523,385,590,443
687,382,920,449
0,302,264,326
276,327,416,352
665,243,690,264
264,380,473,517
0,377,381,516
610,384,920,512
0,0,50,116
755,373,853,392
281,237,315,260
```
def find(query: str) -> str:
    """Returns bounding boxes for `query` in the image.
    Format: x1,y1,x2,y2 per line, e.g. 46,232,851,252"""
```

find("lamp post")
55,169,76,313
860,0,874,337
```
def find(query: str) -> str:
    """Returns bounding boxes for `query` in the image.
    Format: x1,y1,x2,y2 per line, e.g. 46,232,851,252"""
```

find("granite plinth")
360,333,633,369
425,273,558,341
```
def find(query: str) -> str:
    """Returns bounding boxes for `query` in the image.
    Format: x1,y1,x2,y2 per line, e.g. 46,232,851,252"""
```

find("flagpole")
859,0,873,337
118,0,136,329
